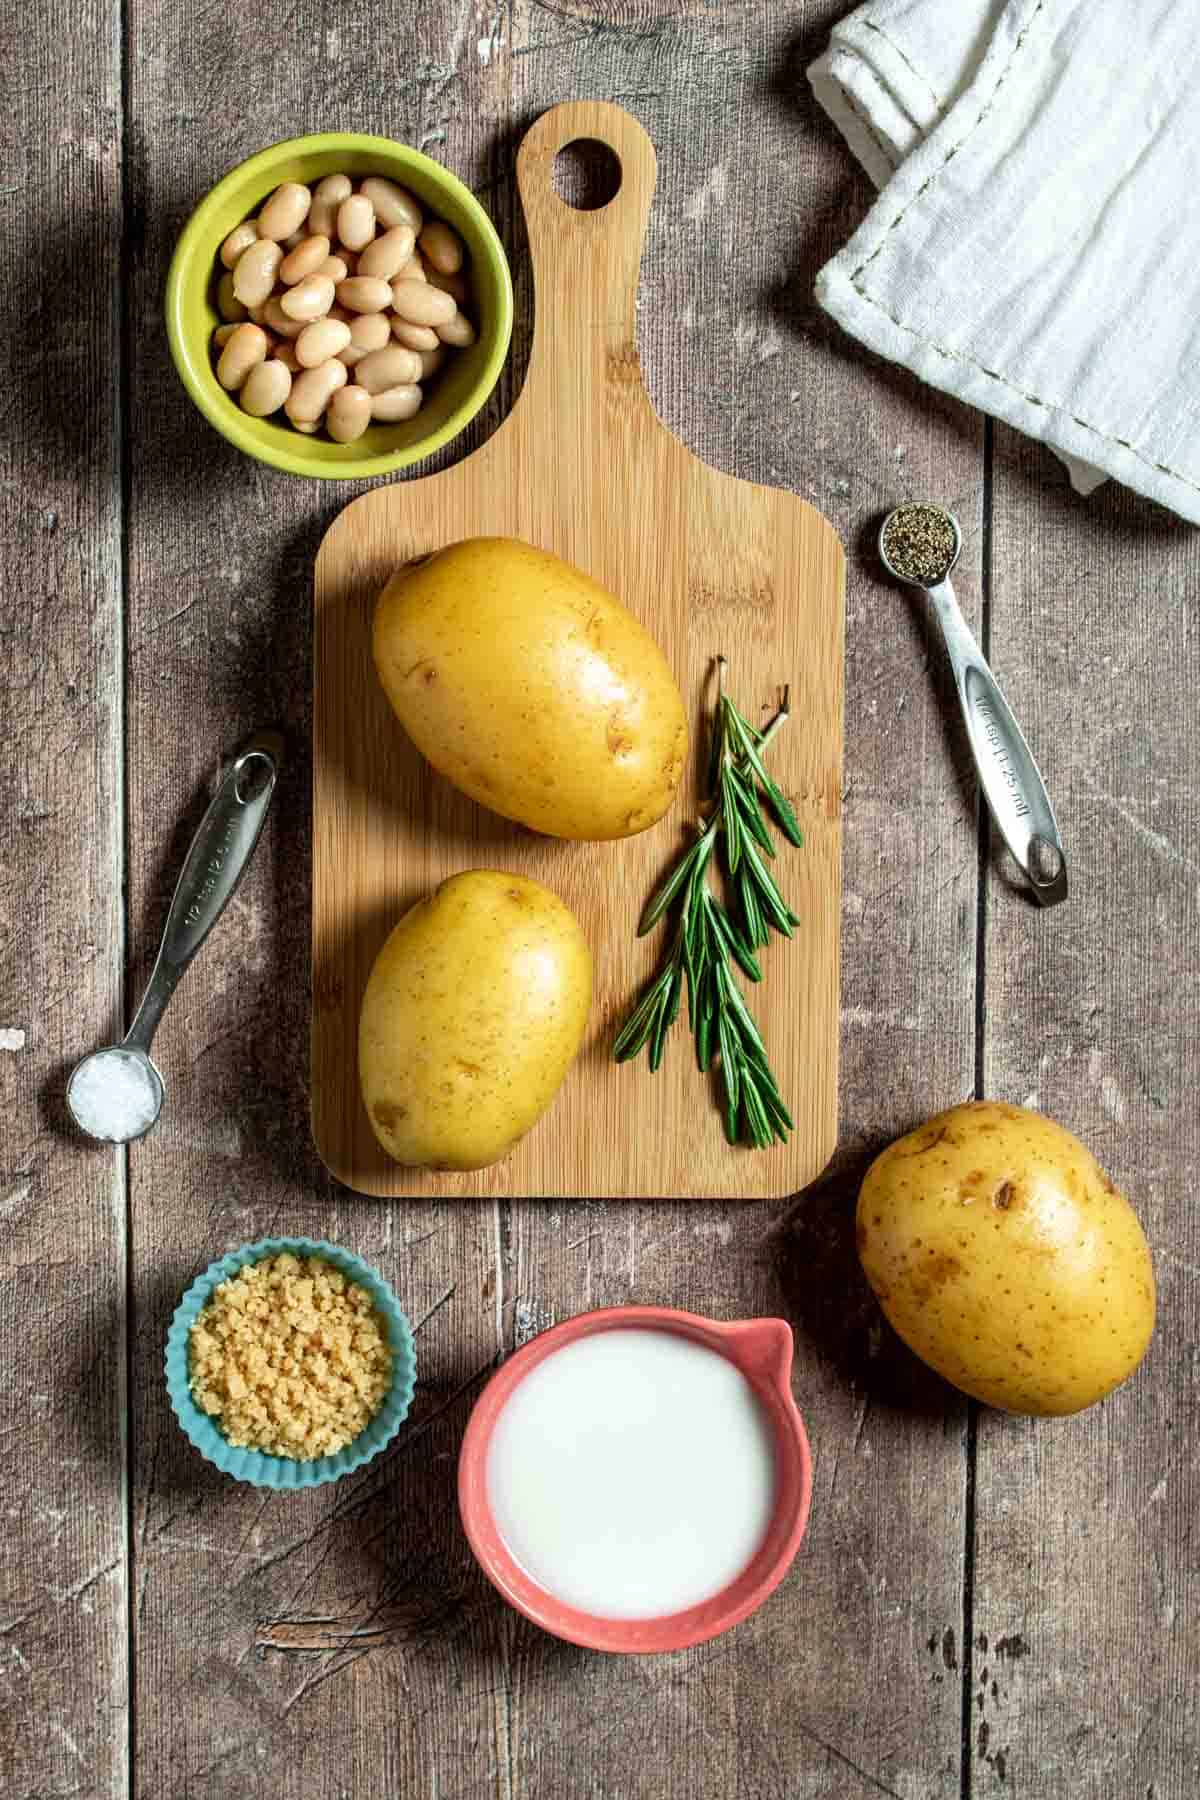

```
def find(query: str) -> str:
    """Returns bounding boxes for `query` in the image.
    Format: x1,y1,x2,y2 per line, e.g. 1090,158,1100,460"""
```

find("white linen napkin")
809,0,1200,522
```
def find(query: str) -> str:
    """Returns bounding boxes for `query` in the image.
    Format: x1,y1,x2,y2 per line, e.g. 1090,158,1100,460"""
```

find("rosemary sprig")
613,658,802,1147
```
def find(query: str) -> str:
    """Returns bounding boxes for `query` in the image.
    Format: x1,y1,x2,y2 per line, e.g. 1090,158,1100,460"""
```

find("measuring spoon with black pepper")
879,503,1067,907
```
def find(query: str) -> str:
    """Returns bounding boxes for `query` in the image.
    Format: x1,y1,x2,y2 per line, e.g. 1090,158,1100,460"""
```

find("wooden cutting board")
312,101,845,1200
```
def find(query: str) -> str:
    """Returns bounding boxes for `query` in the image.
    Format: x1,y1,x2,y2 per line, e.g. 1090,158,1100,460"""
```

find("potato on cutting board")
856,1101,1155,1415
372,536,688,840
359,869,592,1171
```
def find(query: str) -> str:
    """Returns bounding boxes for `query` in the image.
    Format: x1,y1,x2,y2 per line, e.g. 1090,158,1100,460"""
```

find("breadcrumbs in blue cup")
165,1236,416,1489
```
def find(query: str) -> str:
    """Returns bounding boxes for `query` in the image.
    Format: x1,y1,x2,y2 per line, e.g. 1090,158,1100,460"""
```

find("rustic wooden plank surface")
495,6,978,1796
0,4,128,1797
970,434,1200,1798
118,0,974,1792
7,1,1196,1797
123,5,503,1797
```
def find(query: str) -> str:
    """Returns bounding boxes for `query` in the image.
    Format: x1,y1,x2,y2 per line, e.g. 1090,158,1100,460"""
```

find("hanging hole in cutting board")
553,140,623,211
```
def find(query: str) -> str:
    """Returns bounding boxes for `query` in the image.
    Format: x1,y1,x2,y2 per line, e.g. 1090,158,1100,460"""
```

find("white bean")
357,224,416,281
350,312,391,349
279,234,331,284
219,220,259,269
286,357,348,423
279,274,336,321
390,280,456,327
273,341,302,373
240,359,293,417
417,346,444,381
338,309,391,367
424,266,470,308
232,239,283,307
418,220,464,274
335,276,393,314
216,271,248,322
293,419,320,434
371,383,423,421
337,193,375,253
212,323,239,349
317,254,349,284
263,295,306,339
355,345,423,394
296,317,353,367
360,176,422,231
216,322,269,391
436,309,476,348
390,317,439,351
327,385,372,443
309,173,352,238
257,182,312,241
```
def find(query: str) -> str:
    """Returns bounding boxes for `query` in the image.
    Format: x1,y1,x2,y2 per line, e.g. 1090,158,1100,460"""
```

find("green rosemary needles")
613,659,802,1148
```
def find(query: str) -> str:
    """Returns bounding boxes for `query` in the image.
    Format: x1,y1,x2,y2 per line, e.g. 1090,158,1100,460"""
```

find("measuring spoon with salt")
67,731,282,1143
879,503,1067,908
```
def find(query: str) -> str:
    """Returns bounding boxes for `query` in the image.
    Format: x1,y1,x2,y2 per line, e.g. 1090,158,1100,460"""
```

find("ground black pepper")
881,503,959,585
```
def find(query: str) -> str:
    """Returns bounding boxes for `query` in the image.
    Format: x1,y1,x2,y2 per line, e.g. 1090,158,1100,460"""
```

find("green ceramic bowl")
165,132,513,479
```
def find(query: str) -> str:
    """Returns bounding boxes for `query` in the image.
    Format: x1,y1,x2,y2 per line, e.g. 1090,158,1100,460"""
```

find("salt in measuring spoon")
879,503,1067,908
67,732,282,1143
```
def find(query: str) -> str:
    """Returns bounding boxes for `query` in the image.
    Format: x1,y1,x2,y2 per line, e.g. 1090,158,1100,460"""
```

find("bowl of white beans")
166,133,513,478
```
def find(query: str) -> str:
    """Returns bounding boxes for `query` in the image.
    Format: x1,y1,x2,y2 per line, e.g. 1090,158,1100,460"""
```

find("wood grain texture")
12,1,1196,1797
312,99,845,1201
123,6,505,1797
0,3,128,1796
970,431,1200,1799
464,8,979,1798
119,1,976,1791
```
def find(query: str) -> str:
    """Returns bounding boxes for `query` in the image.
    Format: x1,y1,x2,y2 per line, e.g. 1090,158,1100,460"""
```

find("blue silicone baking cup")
165,1236,417,1489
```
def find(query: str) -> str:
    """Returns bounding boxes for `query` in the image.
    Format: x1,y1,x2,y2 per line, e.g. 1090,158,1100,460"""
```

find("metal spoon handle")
926,580,1067,907
123,732,283,1054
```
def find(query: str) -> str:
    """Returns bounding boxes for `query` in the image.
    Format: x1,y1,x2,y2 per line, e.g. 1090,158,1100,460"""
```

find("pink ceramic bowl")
457,1305,813,1653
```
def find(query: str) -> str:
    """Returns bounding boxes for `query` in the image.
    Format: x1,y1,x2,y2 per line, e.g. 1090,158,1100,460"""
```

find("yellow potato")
373,537,688,840
856,1101,1155,1415
359,869,592,1171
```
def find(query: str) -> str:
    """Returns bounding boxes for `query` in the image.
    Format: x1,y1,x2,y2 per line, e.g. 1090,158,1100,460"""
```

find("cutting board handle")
514,101,658,428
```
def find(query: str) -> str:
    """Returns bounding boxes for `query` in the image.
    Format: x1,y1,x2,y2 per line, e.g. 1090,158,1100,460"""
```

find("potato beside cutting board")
312,100,846,1199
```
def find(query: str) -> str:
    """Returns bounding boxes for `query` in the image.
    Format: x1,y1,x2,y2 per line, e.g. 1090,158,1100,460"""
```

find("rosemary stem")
759,698,789,748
